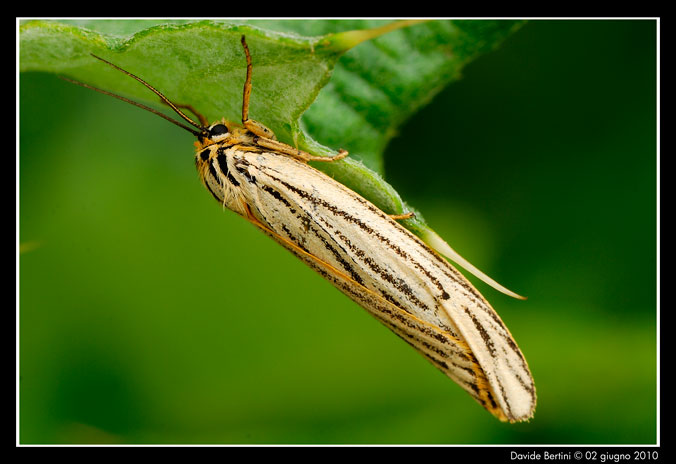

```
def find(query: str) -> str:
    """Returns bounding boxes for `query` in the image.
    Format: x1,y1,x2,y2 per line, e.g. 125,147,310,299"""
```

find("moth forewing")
72,35,535,422
205,148,535,422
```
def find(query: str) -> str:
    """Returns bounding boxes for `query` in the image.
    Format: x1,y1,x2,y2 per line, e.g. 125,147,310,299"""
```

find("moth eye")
208,124,229,137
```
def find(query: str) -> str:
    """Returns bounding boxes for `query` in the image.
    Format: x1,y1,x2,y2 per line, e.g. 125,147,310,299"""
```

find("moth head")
195,122,231,148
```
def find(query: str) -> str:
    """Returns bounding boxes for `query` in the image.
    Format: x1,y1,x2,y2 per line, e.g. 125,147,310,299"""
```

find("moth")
63,35,536,422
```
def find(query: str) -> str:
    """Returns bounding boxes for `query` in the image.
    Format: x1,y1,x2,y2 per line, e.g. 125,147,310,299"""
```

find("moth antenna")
59,76,202,137
89,54,206,132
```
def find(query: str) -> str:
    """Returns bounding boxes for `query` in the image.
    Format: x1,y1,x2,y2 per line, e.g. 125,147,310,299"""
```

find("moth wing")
426,251,537,421
239,204,510,421
230,151,534,421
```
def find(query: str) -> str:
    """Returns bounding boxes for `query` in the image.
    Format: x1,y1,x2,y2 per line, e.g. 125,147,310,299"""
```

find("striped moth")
64,35,536,422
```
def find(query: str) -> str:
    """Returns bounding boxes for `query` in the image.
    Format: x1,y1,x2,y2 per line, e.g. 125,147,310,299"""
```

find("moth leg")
389,212,415,220
239,35,278,141
239,34,347,164
240,36,254,122
243,118,277,140
255,136,349,163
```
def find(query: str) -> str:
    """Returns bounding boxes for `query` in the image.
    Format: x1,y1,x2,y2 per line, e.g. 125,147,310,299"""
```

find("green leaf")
19,19,523,247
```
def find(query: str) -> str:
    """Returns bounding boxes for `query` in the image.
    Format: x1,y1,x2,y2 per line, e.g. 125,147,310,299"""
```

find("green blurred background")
19,20,657,444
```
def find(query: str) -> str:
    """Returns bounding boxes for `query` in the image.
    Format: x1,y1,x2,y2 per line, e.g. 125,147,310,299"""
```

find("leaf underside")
20,19,524,240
